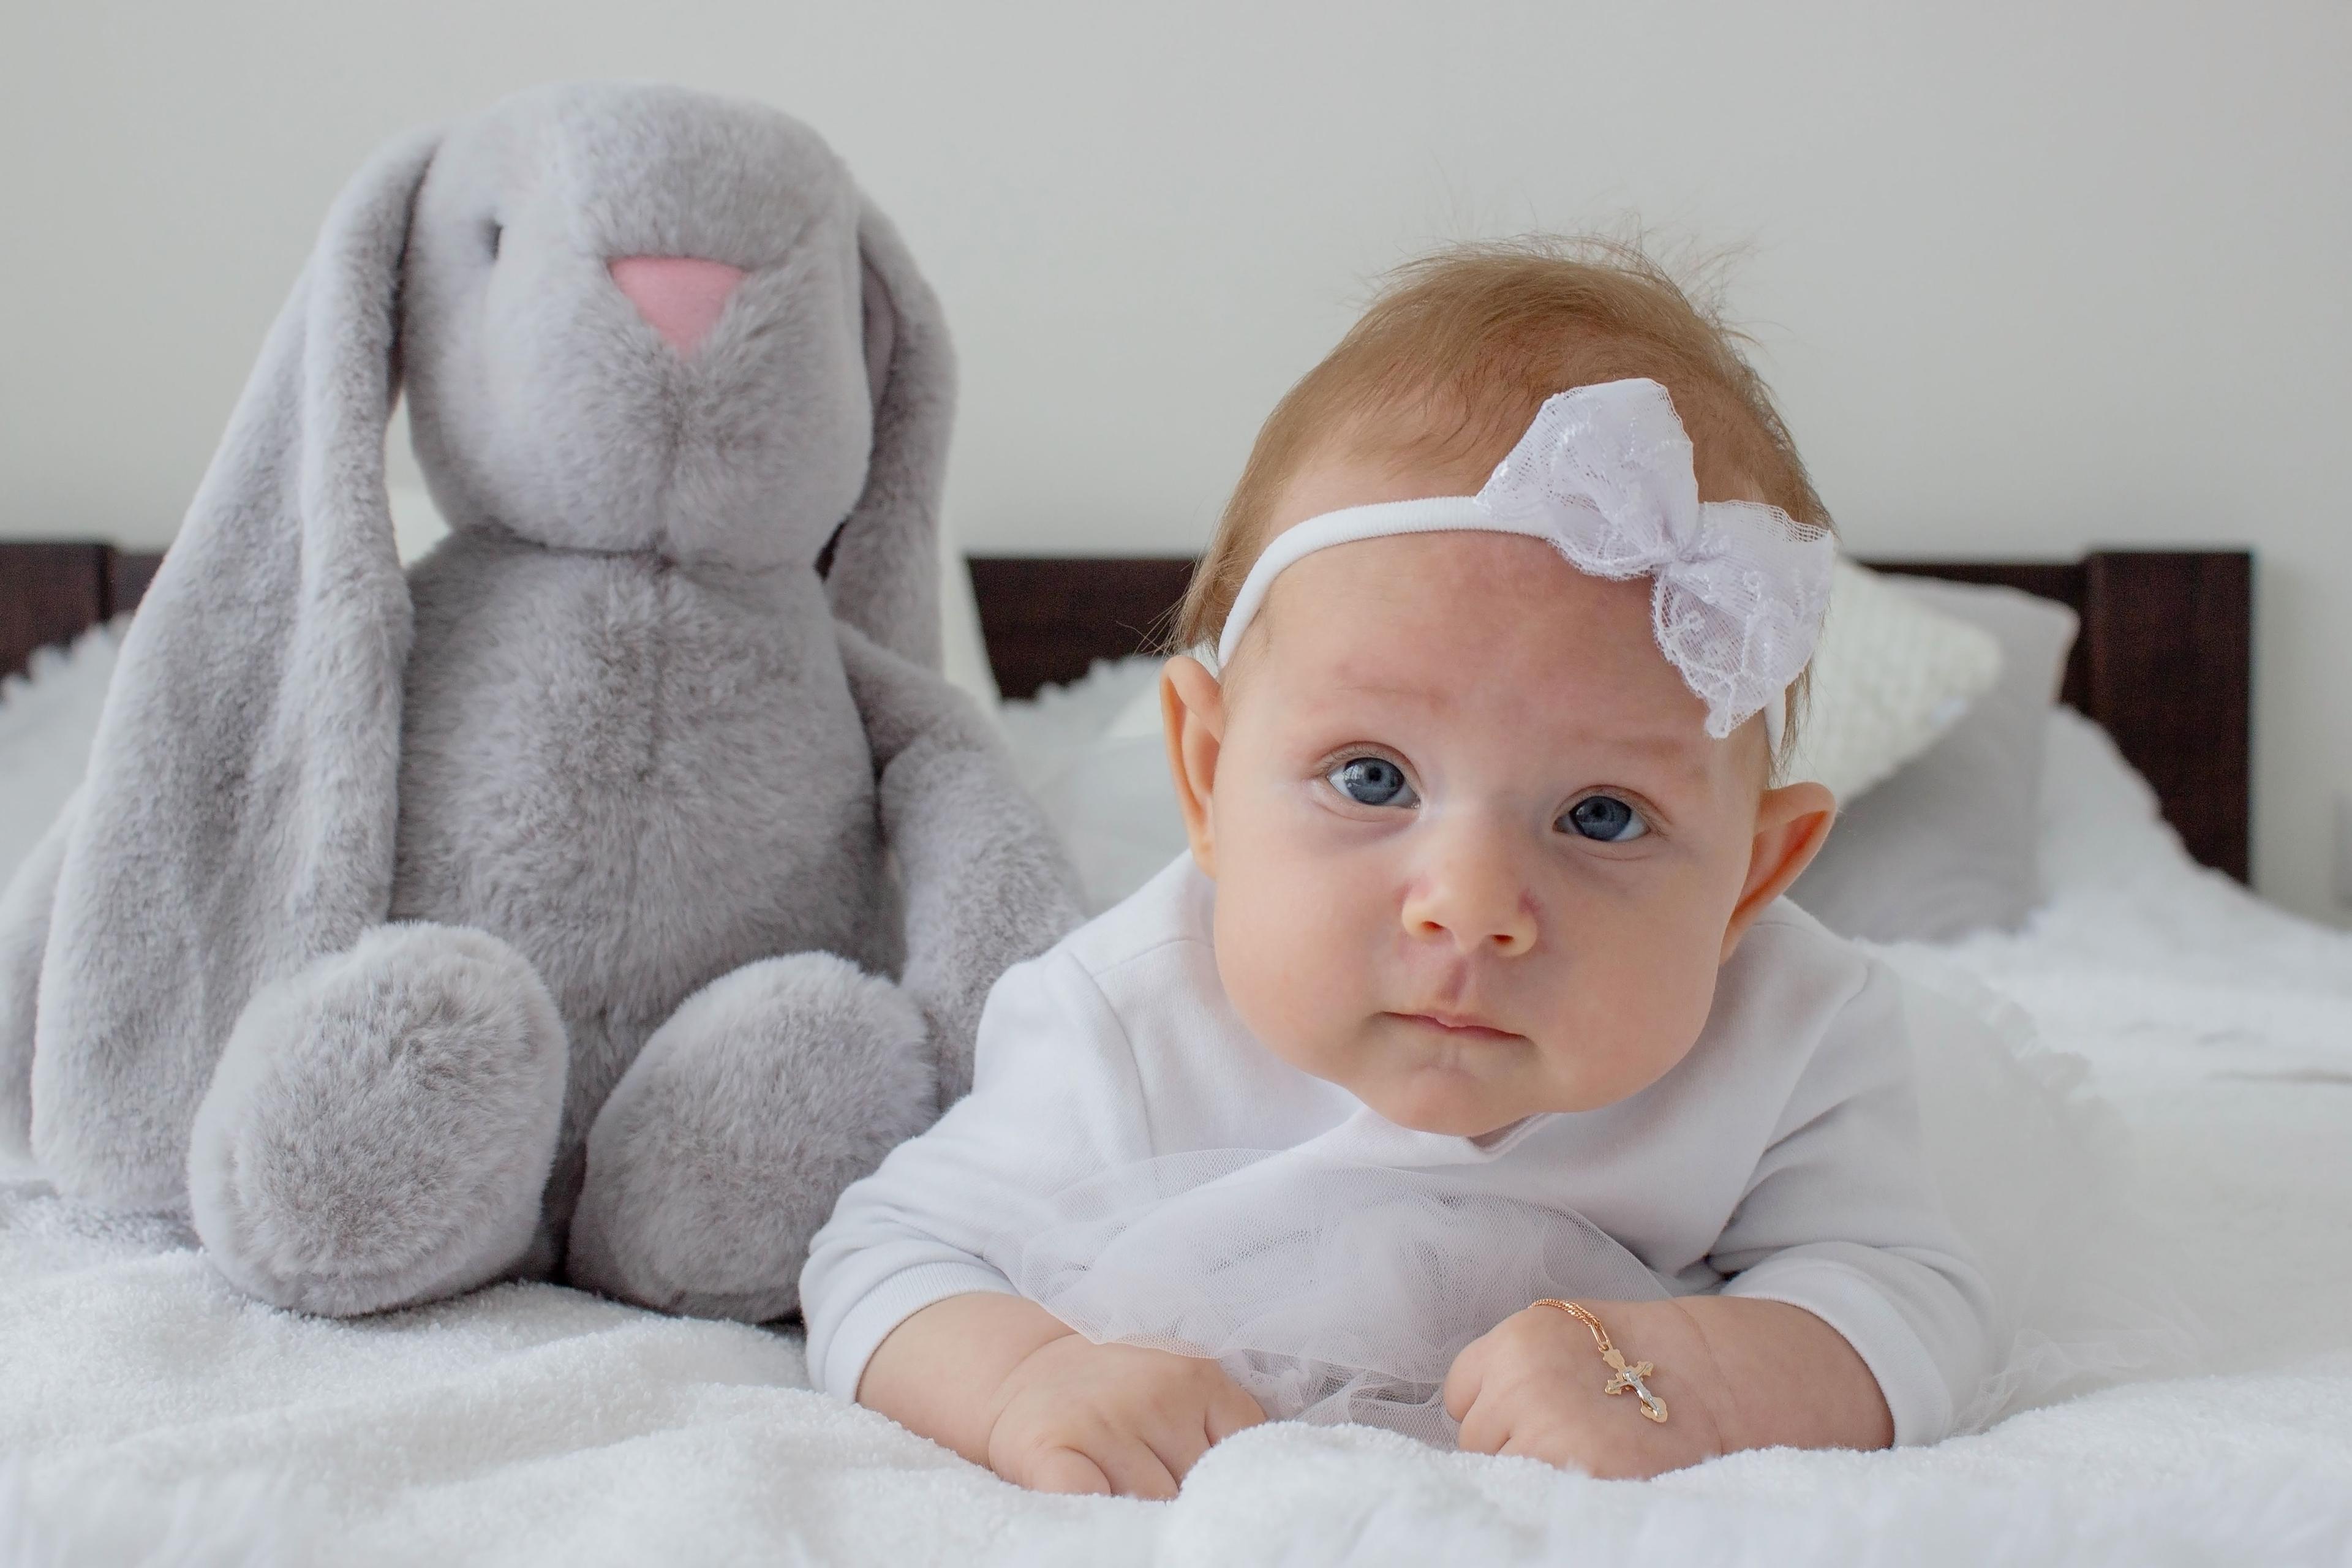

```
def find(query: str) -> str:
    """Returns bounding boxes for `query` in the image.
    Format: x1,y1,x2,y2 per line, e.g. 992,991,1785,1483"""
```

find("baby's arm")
1444,1294,1888,1477
861,1292,1264,1498
801,943,1264,1496
1703,962,1996,1447
1448,960,1991,1476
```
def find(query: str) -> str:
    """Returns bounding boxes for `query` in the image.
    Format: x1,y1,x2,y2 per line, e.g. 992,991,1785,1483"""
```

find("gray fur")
837,625,1092,1104
826,206,953,668
4,81,1080,1318
186,924,568,1316
29,130,426,1207
567,952,933,1320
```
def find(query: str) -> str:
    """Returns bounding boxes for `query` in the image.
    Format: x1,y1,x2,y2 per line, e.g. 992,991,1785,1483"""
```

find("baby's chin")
1344,1055,1547,1139
1334,1021,1663,1133
1373,1095,1521,1139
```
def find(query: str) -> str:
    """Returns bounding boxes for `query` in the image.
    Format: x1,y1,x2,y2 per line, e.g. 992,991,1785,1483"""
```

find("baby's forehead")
1251,533,1712,732
1265,531,1653,662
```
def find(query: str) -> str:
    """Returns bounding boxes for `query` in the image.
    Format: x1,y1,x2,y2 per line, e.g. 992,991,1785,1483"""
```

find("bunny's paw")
187,922,568,1316
567,952,933,1322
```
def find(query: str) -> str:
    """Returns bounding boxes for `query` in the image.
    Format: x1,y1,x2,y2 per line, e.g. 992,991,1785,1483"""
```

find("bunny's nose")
608,256,747,358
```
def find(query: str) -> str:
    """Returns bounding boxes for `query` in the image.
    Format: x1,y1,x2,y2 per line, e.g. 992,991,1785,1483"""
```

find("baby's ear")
1159,656,1225,878
1721,780,1836,961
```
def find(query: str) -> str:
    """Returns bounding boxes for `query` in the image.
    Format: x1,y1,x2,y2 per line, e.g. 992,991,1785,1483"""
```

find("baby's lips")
1387,1009,1525,1042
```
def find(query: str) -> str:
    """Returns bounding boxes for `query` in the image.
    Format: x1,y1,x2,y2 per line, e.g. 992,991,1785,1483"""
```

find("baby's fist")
1443,1300,1722,1479
986,1335,1265,1499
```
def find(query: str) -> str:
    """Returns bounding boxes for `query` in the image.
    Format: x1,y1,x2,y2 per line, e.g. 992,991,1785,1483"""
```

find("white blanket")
7,852,2351,1565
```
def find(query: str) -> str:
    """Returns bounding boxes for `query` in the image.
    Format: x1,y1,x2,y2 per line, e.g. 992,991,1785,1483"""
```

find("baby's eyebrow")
1322,673,1454,705
1316,674,1717,774
1298,654,1473,708
1588,729,1713,763
1564,731,1718,787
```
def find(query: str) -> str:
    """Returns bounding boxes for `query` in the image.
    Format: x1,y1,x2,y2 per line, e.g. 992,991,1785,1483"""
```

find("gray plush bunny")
0,82,1081,1321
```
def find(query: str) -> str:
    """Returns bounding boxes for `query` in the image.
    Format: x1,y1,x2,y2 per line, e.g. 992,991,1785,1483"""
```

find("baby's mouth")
1387,1010,1525,1045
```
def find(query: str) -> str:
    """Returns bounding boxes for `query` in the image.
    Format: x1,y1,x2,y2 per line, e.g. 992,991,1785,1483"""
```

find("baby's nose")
608,255,747,358
1402,845,1538,958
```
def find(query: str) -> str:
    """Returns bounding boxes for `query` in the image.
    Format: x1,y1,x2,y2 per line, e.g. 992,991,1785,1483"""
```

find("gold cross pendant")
1532,1299,1671,1426
1600,1347,1670,1423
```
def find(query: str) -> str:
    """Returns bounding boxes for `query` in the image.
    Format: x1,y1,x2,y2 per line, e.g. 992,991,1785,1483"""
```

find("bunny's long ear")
821,198,956,668
29,129,439,1209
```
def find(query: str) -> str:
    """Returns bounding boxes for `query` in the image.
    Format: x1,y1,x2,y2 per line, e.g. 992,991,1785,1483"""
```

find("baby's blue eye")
1329,756,1415,808
1562,795,1648,842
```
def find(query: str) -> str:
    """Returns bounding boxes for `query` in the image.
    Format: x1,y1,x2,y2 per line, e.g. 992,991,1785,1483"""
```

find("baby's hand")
1443,1299,1725,1479
985,1335,1266,1499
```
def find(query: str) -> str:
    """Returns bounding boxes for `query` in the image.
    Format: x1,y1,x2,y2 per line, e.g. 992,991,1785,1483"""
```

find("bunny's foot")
187,923,568,1317
567,952,933,1322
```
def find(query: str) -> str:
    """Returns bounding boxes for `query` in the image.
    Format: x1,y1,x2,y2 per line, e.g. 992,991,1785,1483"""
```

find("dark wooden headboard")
967,550,2253,883
0,541,2252,883
0,543,160,686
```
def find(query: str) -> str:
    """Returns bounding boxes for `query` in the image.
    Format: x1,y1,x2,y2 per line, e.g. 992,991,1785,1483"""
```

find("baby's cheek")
1545,919,1723,1106
1211,855,1368,1068
1621,935,1729,1083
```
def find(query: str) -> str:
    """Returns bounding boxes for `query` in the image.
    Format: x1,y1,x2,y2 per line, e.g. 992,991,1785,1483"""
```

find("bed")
6,541,2350,1567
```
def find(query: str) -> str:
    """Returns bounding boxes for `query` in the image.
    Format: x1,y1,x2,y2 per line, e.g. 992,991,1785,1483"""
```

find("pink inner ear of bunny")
609,256,746,357
861,257,895,415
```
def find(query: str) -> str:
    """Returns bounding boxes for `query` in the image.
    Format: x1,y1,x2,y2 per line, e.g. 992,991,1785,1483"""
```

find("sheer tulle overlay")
995,1155,1670,1446
1889,960,2200,1430
987,973,2185,1447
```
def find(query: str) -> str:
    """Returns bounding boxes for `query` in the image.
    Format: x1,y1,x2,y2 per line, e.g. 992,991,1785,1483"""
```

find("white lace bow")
1216,378,1835,741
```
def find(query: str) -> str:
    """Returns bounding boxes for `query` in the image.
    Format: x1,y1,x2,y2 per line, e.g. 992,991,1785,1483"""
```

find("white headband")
1215,377,1833,747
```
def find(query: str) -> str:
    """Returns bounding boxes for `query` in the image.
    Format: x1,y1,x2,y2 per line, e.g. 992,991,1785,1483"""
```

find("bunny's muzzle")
609,255,747,358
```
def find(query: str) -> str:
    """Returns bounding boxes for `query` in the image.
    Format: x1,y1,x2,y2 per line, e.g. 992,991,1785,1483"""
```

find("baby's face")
1165,465,1833,1139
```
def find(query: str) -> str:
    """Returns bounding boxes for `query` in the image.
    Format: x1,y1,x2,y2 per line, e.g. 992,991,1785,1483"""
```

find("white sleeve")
799,946,1152,1401
1709,960,1996,1446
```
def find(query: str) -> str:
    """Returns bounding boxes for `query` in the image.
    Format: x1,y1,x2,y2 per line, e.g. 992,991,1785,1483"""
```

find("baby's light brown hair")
1177,239,1834,676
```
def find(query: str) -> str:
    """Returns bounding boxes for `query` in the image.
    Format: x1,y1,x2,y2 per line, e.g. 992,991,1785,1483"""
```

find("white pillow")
0,624,123,886
1782,559,2005,801
1001,657,1185,913
2035,703,2188,896
1106,666,1167,742
1790,577,2076,940
386,483,450,567
388,484,1002,717
936,521,1001,715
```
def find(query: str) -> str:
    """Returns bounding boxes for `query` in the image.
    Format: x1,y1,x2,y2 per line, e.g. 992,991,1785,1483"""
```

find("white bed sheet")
5,667,2351,1566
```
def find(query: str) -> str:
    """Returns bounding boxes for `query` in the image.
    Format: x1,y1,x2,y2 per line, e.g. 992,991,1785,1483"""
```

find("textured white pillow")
1783,559,2004,802
1790,576,2078,940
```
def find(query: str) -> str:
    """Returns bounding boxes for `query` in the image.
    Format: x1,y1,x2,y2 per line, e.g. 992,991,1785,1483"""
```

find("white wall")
4,0,2346,922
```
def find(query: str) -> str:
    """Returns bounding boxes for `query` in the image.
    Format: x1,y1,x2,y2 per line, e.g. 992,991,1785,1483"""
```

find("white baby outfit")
802,854,1997,1447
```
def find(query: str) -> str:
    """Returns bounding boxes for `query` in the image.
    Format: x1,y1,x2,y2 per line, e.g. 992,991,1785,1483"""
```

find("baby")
801,243,1994,1497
